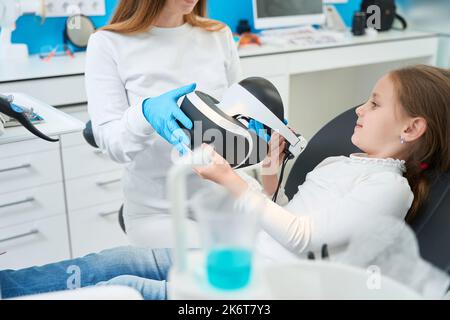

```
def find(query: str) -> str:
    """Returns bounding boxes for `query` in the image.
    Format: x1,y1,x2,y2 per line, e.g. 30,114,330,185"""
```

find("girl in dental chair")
2,65,448,300
196,64,450,262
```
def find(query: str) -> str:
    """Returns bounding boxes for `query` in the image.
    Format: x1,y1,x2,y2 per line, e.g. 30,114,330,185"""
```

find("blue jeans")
0,247,172,300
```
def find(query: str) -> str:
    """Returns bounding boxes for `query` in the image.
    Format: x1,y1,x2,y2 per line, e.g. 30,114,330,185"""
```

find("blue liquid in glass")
206,247,252,290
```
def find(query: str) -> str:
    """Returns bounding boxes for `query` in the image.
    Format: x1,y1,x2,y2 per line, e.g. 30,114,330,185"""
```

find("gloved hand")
248,119,270,142
142,83,196,155
248,118,288,142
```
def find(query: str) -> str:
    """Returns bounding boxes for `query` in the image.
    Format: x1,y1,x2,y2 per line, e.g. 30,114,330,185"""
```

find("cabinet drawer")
70,200,129,258
0,150,62,195
62,106,89,122
60,131,86,148
63,145,123,180
0,138,58,160
60,107,89,148
0,75,86,107
66,170,123,212
0,215,71,270
0,183,65,229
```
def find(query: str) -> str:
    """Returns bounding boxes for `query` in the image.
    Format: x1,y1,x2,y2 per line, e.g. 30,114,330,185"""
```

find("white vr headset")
179,77,308,169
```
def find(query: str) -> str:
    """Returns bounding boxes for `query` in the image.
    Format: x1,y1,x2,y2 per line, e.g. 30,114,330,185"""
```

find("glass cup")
191,185,261,291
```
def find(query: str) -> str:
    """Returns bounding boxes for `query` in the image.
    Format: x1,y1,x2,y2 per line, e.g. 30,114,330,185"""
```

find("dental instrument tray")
0,93,58,142
1,108,45,128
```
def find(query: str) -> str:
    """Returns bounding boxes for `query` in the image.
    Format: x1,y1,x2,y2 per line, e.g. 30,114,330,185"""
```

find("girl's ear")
403,117,427,143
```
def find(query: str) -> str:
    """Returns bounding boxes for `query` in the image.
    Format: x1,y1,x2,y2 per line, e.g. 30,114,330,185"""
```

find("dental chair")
284,106,450,275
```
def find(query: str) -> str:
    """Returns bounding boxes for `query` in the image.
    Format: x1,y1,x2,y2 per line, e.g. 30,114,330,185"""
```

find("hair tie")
420,162,429,170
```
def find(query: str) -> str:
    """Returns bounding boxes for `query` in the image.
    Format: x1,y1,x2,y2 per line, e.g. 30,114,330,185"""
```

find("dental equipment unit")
0,93,58,141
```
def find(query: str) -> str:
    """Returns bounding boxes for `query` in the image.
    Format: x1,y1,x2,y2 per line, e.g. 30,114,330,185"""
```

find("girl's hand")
193,144,233,184
193,144,249,197
262,132,286,176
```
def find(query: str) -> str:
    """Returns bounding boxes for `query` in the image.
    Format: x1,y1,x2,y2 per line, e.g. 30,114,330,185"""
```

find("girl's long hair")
390,65,450,223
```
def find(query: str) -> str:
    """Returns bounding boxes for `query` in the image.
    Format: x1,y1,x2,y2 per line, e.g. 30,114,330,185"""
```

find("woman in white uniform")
85,0,242,247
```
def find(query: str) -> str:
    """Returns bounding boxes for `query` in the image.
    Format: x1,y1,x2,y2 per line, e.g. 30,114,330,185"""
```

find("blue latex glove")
248,119,270,142
248,118,288,142
142,83,196,155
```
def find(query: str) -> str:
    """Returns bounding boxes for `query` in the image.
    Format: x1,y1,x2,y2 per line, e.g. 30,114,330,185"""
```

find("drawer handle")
0,197,35,209
96,178,121,187
0,229,39,244
99,210,119,218
0,164,32,174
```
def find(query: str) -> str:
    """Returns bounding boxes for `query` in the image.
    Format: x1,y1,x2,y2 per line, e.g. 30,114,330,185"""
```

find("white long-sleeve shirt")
85,23,242,215
251,154,414,263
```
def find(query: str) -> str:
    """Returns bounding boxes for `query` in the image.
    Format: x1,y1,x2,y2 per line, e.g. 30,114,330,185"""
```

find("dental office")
0,0,449,304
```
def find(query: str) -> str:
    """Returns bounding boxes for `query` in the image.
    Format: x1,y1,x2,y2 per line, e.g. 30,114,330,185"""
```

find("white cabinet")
0,102,128,268
0,75,86,107
65,170,124,212
60,106,128,257
0,183,65,229
62,145,123,180
0,149,62,195
0,135,70,269
69,200,128,258
0,137,58,158
0,215,71,270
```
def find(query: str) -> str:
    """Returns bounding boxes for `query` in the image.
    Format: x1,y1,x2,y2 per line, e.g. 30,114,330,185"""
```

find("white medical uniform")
85,23,243,248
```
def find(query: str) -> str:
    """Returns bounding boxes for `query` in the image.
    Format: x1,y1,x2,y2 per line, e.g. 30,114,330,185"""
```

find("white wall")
397,0,450,67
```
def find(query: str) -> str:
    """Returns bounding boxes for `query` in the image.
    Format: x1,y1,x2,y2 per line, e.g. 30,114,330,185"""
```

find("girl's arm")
199,166,413,255
194,145,249,197
195,132,287,198
194,146,312,254
260,132,286,196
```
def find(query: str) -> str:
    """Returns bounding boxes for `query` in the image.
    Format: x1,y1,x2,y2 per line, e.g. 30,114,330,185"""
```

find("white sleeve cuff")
125,103,155,137
235,170,264,193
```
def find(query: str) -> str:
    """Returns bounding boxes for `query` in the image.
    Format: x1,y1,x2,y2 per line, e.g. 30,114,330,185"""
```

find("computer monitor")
253,0,326,30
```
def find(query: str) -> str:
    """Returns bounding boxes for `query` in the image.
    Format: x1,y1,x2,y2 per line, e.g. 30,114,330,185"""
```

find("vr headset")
178,77,308,169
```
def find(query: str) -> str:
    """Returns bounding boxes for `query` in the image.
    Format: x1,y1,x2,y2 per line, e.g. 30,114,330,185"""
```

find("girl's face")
351,74,415,160
165,0,199,15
